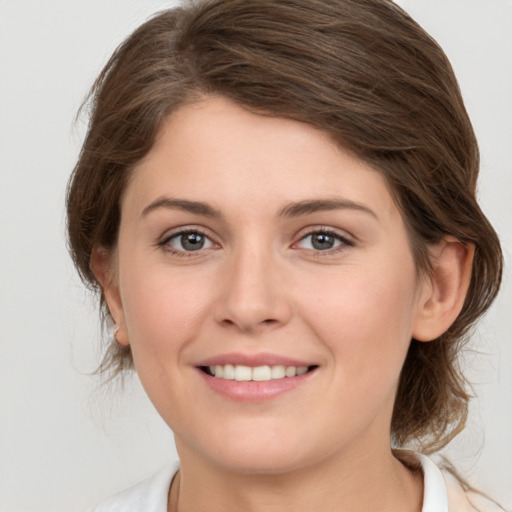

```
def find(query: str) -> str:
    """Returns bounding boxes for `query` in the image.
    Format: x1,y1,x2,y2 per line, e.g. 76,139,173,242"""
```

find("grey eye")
298,232,345,251
168,232,214,252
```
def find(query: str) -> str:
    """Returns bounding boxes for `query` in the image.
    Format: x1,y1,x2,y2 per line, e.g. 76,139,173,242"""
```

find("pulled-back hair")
66,0,503,453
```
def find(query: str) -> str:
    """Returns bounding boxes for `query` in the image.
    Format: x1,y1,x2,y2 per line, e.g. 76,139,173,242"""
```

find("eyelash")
157,227,354,258
295,227,354,257
157,227,214,258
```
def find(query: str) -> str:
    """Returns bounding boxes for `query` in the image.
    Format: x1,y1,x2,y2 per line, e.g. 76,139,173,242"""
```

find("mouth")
199,364,319,381
195,353,319,401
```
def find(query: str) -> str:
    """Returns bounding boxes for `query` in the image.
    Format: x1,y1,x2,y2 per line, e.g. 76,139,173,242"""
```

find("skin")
95,96,473,512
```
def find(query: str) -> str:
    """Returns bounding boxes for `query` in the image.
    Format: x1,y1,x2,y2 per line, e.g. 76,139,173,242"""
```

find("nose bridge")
214,232,292,331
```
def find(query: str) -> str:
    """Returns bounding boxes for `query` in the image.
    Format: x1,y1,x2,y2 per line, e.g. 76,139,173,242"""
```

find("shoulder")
442,470,506,512
401,451,505,512
89,462,178,512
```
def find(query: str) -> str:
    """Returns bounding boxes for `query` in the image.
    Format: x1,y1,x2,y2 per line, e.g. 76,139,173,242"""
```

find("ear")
413,237,474,342
90,247,130,346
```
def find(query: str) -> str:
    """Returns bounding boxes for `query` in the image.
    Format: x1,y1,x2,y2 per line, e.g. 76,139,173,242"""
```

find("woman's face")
107,96,430,474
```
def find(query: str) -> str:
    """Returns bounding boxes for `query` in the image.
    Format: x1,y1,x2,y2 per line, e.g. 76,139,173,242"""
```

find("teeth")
285,366,297,377
271,365,285,379
223,364,235,380
234,365,252,381
208,364,310,381
252,365,271,381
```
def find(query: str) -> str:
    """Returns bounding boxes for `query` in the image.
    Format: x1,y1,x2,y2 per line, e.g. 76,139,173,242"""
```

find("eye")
162,230,215,254
296,230,352,252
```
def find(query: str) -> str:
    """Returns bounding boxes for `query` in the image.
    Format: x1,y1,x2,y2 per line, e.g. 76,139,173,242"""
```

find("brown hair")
66,0,503,452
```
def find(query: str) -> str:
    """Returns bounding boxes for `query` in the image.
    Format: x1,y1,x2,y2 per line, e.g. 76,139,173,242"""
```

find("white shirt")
90,454,503,512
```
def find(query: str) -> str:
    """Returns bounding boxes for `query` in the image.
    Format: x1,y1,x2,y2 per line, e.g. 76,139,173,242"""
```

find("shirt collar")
418,453,449,512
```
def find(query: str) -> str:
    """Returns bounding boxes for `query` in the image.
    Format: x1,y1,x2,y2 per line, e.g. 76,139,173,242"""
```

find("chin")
190,426,324,476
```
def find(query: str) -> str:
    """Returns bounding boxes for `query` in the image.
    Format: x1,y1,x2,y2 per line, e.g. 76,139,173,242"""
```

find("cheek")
119,261,215,360
299,259,419,377
117,261,219,422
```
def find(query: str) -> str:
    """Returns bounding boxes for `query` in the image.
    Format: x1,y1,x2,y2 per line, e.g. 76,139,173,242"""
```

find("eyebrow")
141,196,377,220
278,198,377,220
141,197,223,218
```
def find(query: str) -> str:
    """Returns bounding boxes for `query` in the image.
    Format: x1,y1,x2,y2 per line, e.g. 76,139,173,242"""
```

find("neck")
170,443,423,512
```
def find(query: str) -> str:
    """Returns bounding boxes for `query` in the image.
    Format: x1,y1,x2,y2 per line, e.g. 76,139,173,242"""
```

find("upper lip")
196,352,316,368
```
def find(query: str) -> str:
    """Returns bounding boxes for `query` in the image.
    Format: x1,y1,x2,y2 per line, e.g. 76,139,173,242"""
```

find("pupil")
181,233,204,251
312,233,334,250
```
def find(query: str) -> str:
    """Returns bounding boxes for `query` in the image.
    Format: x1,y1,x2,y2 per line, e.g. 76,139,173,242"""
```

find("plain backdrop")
0,1,511,511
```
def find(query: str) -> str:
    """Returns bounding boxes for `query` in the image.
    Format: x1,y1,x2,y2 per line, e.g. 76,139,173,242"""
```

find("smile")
204,364,314,381
197,354,319,401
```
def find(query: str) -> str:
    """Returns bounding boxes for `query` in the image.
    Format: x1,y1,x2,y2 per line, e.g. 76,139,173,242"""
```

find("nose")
213,239,293,333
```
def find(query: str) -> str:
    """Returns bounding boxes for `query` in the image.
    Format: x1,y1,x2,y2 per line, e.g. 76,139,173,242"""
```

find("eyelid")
157,225,220,256
294,225,354,243
292,226,355,253
159,225,202,242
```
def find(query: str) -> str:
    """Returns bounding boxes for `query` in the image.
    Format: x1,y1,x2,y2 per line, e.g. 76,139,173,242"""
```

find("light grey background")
0,1,510,511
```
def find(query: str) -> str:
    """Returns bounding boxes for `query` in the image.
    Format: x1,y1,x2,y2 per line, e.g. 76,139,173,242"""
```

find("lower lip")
197,369,317,402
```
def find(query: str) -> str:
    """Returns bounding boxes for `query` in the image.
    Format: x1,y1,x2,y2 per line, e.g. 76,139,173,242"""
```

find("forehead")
124,96,398,222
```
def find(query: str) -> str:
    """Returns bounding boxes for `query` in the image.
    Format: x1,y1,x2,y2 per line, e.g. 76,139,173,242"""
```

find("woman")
66,0,504,510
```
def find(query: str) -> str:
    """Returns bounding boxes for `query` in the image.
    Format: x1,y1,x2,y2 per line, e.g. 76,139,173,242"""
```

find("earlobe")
412,237,474,342
90,247,130,346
